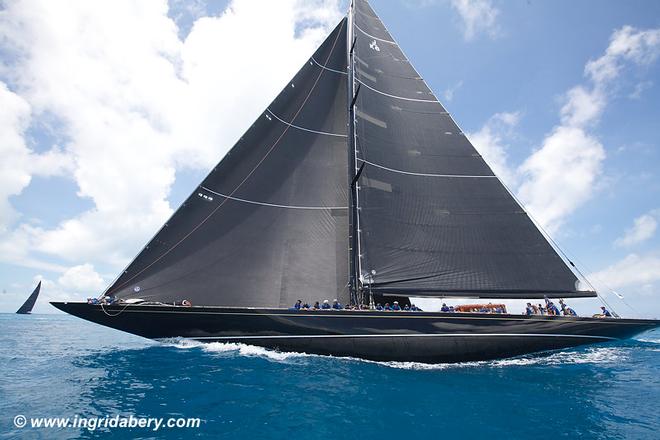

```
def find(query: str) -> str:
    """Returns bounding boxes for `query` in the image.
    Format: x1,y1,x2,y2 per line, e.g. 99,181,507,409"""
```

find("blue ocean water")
0,313,658,439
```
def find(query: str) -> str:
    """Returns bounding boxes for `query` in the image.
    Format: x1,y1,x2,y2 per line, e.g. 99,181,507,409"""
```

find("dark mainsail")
16,281,41,314
349,0,589,298
105,20,349,307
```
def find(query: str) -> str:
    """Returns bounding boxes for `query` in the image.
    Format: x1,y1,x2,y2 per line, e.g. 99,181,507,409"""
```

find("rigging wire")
497,178,630,317
538,243,642,318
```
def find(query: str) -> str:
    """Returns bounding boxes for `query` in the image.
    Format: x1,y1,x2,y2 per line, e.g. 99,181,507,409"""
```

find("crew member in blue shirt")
392,301,401,311
332,299,343,309
293,299,302,310
375,303,383,311
547,302,560,316
600,306,612,317
525,303,534,315
321,300,331,309
384,303,392,311
441,303,450,312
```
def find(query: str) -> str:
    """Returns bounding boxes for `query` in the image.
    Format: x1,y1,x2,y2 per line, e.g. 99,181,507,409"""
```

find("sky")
0,0,659,318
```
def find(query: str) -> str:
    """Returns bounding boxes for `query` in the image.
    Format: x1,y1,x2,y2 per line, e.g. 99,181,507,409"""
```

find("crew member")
525,303,534,315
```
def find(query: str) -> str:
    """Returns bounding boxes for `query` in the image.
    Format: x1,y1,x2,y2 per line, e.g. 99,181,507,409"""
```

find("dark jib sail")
350,0,591,299
105,20,349,308
16,281,41,314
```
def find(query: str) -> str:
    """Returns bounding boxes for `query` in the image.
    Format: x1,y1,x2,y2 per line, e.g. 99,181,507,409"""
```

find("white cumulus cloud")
0,82,73,234
517,126,605,233
516,25,660,233
58,263,106,293
0,0,343,276
615,211,658,247
465,26,660,234
589,253,660,290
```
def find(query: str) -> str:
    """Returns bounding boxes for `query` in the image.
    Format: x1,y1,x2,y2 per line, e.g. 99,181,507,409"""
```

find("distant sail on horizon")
16,281,41,314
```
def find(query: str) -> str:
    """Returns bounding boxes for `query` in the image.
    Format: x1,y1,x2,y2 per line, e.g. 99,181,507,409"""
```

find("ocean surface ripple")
1,314,658,439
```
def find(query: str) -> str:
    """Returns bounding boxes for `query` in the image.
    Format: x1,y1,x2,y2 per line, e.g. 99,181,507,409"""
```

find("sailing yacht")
16,281,41,314
52,0,658,363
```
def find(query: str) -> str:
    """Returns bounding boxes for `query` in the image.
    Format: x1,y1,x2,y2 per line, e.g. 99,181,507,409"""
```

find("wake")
158,337,638,371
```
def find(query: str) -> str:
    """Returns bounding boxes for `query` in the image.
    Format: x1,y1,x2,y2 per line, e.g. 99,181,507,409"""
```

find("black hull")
51,302,659,363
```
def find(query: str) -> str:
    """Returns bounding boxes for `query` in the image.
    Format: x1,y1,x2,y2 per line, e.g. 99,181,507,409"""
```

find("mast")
347,1,363,305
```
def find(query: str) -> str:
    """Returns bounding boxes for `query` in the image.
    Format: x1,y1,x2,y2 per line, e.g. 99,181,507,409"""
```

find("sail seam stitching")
356,79,439,102
310,56,348,75
266,109,347,137
354,23,395,44
357,158,496,178
200,186,348,210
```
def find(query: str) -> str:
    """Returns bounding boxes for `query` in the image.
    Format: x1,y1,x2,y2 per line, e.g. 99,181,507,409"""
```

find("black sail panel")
106,19,349,307
351,1,585,298
16,281,41,314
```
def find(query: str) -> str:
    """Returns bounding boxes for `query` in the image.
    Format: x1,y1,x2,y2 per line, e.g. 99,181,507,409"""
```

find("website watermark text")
13,414,201,432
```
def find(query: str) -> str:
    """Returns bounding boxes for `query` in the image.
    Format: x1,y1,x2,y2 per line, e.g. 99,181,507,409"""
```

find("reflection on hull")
51,302,660,363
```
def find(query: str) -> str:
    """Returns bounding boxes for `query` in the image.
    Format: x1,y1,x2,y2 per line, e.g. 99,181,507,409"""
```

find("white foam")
160,339,315,362
158,339,629,369
493,347,625,367
202,342,316,361
371,360,483,370
160,338,205,349
636,337,660,344
371,347,627,370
